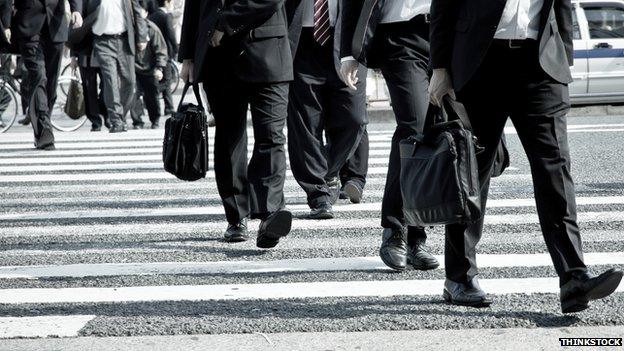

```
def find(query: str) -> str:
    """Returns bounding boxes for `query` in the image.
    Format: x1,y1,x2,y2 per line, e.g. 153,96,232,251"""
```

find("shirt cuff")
340,56,356,63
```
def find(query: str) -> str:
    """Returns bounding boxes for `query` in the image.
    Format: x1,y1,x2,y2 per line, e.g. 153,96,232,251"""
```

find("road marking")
1,277,622,304
0,315,95,338
0,252,621,279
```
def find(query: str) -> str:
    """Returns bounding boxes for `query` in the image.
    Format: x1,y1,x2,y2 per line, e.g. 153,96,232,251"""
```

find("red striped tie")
313,0,331,46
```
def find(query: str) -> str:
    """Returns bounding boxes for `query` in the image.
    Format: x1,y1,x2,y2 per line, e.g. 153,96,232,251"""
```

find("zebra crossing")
0,120,623,348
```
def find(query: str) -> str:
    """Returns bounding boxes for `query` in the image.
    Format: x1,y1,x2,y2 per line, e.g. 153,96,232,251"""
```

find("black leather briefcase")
400,97,482,226
163,83,209,181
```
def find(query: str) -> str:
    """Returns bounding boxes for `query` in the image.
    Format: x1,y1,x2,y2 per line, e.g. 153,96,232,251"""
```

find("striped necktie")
313,0,331,46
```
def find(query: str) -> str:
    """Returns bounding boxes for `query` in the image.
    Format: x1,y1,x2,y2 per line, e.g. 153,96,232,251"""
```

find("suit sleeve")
69,0,82,13
151,26,169,69
430,0,459,69
217,0,285,36
165,13,179,58
340,0,363,58
132,0,148,44
178,0,199,61
555,0,574,66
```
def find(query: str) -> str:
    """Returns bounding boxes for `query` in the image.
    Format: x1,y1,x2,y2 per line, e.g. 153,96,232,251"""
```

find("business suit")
286,0,368,214
341,0,439,271
14,0,82,149
180,0,294,246
149,7,177,115
430,0,623,310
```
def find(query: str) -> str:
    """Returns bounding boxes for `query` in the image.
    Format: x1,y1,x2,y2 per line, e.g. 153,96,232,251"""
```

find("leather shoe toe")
443,278,492,308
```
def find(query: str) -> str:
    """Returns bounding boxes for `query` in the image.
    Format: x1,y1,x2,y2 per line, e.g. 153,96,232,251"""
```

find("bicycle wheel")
59,63,80,97
50,75,88,132
169,61,181,93
0,80,18,133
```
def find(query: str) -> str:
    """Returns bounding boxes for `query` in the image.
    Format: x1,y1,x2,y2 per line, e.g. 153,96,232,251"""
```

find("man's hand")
3,28,10,43
209,30,224,47
137,42,147,51
428,68,456,106
339,59,359,90
181,59,194,83
154,68,164,81
71,12,83,29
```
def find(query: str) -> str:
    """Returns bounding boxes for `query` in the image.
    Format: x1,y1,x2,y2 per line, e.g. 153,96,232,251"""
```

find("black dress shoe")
257,209,292,249
151,123,159,129
133,124,144,130
407,234,440,271
443,278,492,307
560,268,623,313
308,203,334,220
379,228,408,271
326,177,341,204
18,117,30,126
343,180,363,204
109,125,128,133
223,219,249,243
36,144,56,151
90,125,102,132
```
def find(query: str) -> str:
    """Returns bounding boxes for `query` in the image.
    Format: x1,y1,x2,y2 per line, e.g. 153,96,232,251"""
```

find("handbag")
399,96,482,226
162,83,209,181
64,70,86,120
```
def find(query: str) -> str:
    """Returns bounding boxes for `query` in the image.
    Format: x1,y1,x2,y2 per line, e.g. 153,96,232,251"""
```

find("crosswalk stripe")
0,156,394,165
1,277,622,304
0,315,96,338
1,252,621,279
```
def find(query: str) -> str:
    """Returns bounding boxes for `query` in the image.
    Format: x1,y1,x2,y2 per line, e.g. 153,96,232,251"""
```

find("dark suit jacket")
13,0,81,43
148,8,178,59
179,0,293,83
69,0,147,57
0,0,11,29
430,0,574,91
287,0,363,76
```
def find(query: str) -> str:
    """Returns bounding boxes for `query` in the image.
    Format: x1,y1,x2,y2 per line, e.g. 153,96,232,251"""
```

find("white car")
571,0,624,104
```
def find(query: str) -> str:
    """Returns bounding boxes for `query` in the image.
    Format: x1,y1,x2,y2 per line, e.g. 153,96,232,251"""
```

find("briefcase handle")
424,95,473,133
177,82,205,112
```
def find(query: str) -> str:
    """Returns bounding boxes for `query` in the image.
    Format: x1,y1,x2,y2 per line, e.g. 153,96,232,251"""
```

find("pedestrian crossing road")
1,116,624,350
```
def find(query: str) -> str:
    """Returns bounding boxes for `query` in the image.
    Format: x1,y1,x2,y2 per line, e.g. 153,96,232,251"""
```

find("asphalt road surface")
0,113,623,350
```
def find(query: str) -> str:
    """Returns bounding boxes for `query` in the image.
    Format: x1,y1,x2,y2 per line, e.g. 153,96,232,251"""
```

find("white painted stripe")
0,252,621,279
0,315,95,338
1,277,622,304
504,127,624,134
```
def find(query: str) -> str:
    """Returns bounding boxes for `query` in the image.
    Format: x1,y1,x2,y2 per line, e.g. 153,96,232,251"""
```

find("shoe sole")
344,183,362,204
443,289,492,308
223,234,249,243
257,210,292,249
379,249,407,272
587,270,623,301
409,260,440,271
308,212,335,220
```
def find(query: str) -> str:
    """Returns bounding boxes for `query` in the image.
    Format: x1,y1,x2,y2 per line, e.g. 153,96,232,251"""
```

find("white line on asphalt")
0,252,621,279
2,277,622,304
0,315,95,338
504,127,624,134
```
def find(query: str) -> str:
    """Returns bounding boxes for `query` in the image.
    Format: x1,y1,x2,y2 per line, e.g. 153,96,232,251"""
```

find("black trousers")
131,73,161,126
288,30,367,207
368,16,430,231
79,65,107,129
19,26,63,148
340,127,369,189
160,60,175,114
204,72,289,224
445,41,587,284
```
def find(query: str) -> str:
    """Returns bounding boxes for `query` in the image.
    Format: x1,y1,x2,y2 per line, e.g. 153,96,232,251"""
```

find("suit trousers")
79,65,107,129
94,34,135,128
131,73,161,126
19,27,62,149
288,30,368,207
160,61,175,114
340,128,369,189
368,17,430,231
203,71,289,224
446,41,587,284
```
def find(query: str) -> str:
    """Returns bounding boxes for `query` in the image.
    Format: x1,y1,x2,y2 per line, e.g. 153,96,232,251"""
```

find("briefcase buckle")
507,39,523,49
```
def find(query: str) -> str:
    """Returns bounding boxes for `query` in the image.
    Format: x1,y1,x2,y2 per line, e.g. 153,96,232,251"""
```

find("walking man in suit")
340,0,440,272
148,0,178,116
286,0,368,219
428,0,623,311
13,0,83,150
179,0,294,248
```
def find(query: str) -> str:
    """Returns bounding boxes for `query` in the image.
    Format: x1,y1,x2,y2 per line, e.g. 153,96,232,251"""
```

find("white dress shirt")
92,0,127,36
303,0,338,27
494,0,544,40
380,0,431,24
